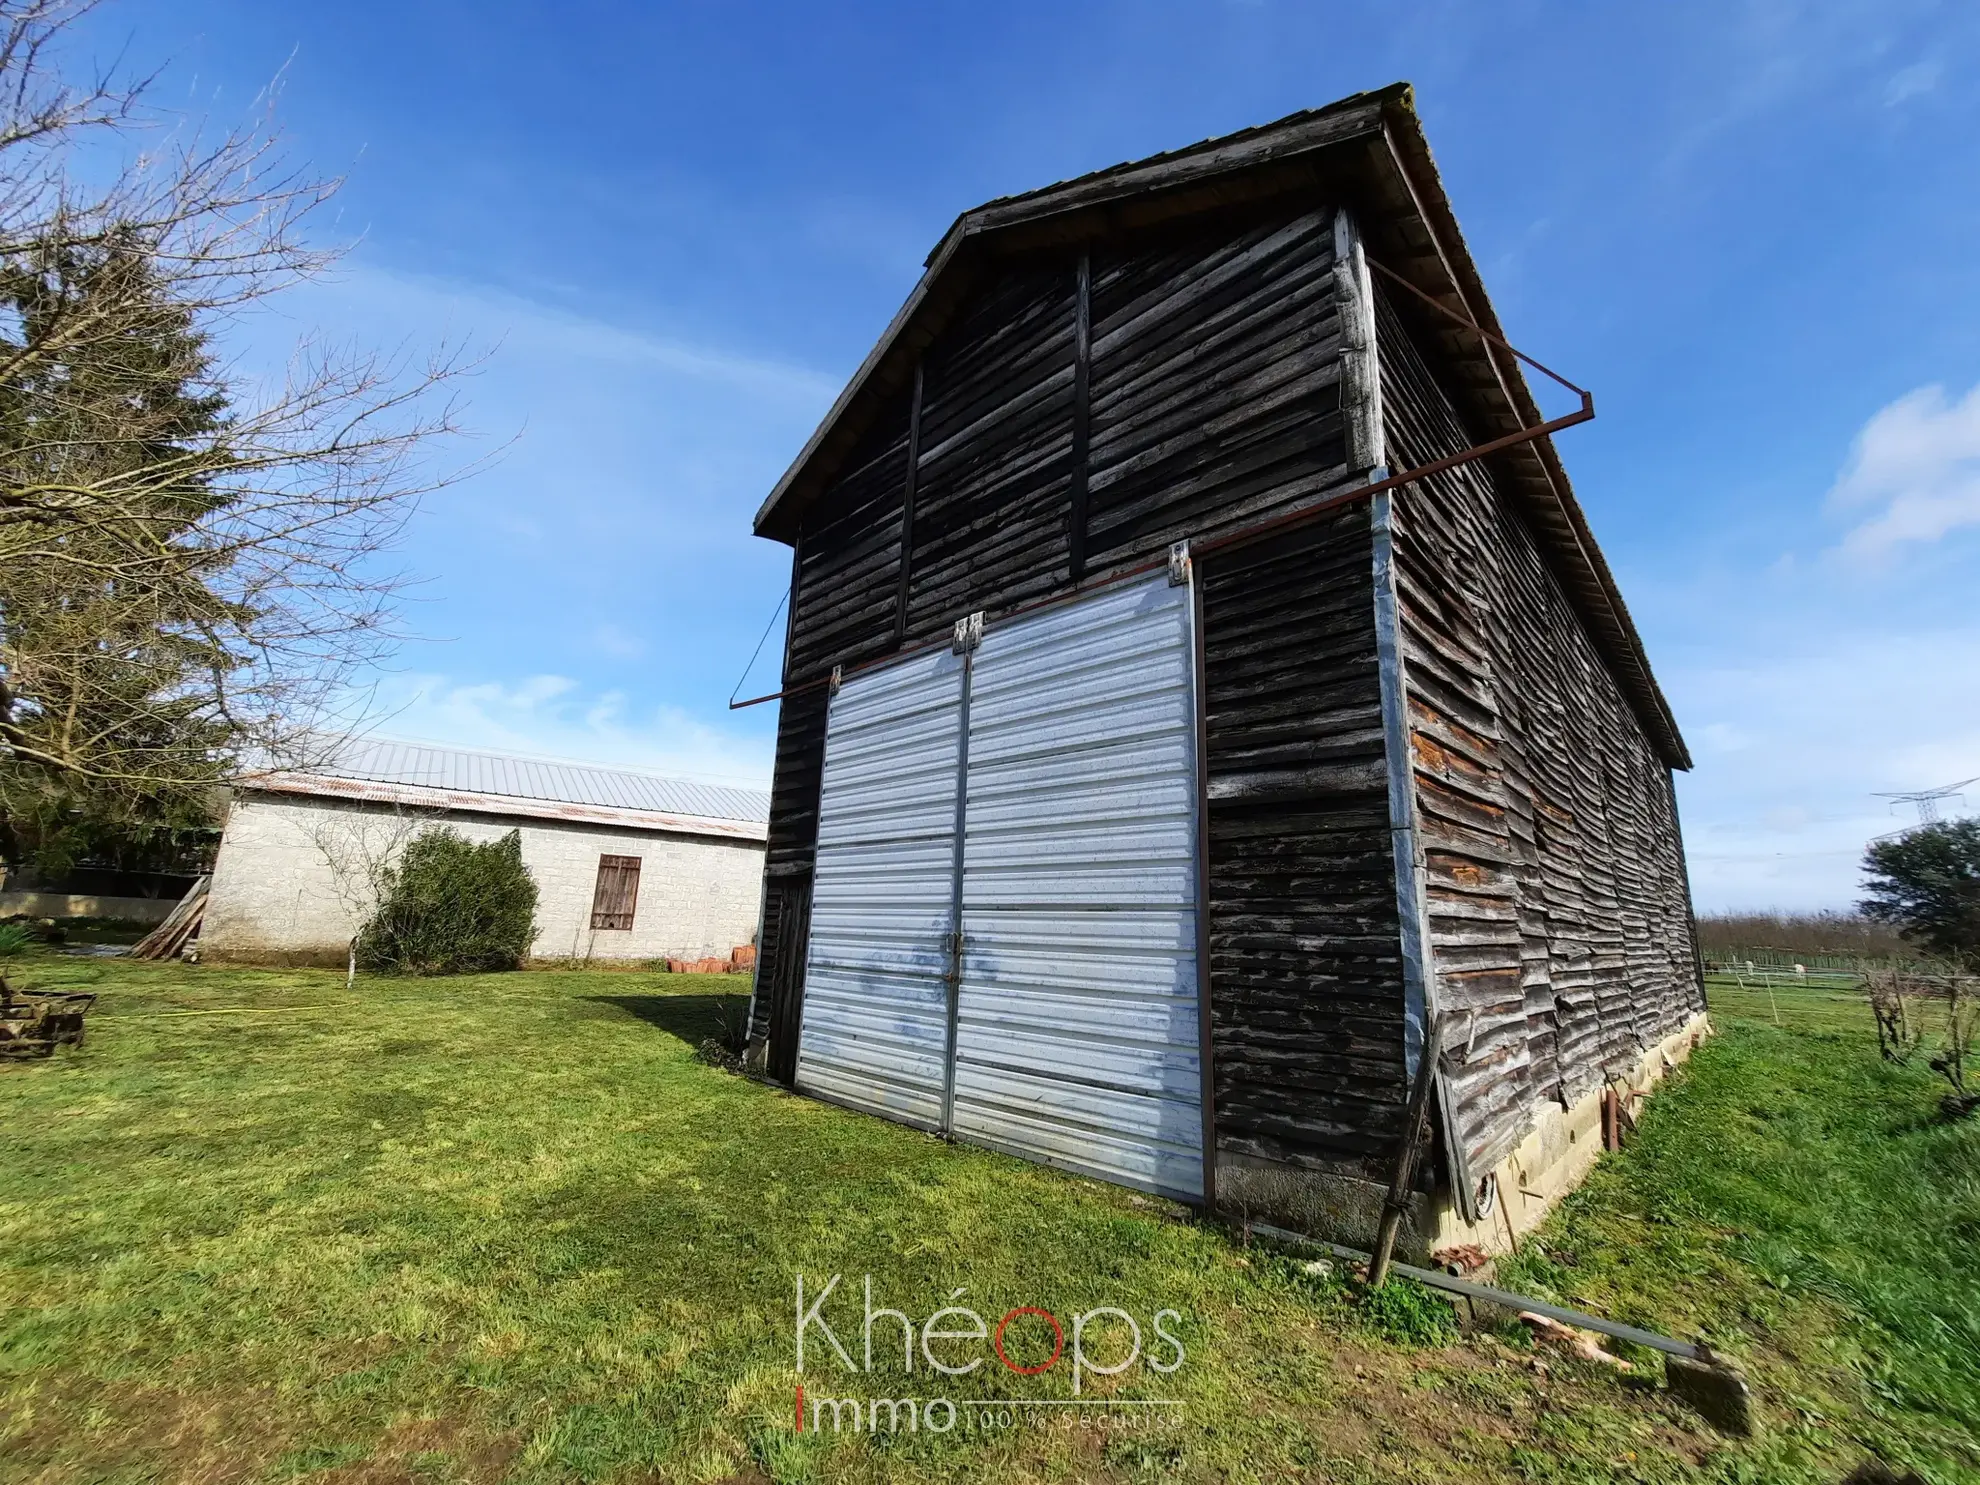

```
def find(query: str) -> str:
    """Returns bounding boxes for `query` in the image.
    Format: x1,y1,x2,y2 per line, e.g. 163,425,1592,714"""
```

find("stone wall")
0,892,177,924
202,792,764,965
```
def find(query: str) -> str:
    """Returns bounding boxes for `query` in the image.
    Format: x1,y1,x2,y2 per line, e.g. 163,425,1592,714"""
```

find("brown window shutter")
590,855,641,930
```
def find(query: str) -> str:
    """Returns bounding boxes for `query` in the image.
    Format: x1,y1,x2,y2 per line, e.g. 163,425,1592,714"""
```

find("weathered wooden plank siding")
751,265,1083,1048
1086,209,1348,561
753,208,1367,1074
1201,506,1405,1175
750,405,909,1053
905,266,1078,637
1375,283,1702,1177
763,403,911,872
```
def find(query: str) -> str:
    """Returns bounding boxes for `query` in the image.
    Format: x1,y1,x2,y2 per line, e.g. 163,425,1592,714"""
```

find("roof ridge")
308,733,770,795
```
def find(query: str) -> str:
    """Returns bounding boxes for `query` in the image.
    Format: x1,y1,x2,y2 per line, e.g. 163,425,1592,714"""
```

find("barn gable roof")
753,83,1690,770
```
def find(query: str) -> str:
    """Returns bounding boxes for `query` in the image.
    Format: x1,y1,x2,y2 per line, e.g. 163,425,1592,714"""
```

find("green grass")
2,955,1976,1483
1503,975,1980,1481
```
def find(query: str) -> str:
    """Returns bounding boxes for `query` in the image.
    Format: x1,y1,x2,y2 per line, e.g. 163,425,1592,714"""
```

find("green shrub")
356,828,538,975
0,921,33,957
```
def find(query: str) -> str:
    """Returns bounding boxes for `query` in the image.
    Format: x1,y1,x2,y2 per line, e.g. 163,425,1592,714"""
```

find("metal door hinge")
945,928,964,958
829,664,842,697
1168,540,1192,586
952,612,983,654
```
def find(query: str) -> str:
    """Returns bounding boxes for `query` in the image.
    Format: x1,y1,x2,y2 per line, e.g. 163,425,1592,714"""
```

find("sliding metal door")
950,573,1205,1199
794,646,966,1130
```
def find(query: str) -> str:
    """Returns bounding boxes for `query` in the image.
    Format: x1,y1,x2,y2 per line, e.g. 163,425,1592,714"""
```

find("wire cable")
728,585,791,708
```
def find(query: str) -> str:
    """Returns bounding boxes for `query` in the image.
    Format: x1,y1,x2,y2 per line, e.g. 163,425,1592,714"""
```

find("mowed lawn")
2,955,1977,1484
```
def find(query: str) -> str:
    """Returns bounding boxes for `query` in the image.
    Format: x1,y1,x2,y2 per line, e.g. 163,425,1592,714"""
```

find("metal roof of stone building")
245,737,770,842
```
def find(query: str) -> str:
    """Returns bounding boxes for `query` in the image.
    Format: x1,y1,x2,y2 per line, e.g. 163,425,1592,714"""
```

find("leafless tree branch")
0,0,481,833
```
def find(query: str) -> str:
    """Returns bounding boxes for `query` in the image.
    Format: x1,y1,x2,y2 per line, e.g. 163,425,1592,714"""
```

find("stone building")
202,739,768,965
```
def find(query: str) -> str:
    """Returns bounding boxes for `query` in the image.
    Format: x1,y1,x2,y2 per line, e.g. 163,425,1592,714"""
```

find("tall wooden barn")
742,84,1705,1252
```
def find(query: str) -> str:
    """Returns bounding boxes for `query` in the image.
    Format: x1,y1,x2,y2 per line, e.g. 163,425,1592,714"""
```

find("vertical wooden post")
1067,252,1093,581
1332,208,1383,474
893,362,924,650
1369,1012,1444,1288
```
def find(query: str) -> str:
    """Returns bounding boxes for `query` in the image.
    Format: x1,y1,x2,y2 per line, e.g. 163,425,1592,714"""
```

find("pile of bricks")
665,944,757,976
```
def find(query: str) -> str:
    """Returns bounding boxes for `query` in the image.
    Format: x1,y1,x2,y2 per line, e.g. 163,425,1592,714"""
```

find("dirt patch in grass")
313,1415,522,1484
1,1376,292,1485
3,1376,521,1485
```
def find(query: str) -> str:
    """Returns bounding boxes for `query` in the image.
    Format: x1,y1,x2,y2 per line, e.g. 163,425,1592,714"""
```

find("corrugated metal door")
794,645,966,1130
950,572,1205,1199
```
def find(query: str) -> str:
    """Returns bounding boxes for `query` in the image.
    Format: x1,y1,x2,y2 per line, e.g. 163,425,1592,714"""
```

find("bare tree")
299,799,436,990
1862,968,1980,1120
1865,969,1921,1064
0,0,478,814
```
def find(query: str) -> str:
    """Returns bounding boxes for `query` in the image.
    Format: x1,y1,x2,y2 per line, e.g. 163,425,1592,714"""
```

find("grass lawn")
2,954,1976,1484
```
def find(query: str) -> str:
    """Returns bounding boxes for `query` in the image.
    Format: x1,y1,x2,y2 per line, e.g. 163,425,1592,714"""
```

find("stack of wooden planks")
130,876,209,961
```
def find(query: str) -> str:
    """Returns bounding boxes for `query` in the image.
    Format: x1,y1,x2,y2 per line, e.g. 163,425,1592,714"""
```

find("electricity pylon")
1874,778,1979,826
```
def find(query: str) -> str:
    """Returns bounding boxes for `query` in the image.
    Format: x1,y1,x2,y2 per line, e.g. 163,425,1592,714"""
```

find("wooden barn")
740,84,1705,1253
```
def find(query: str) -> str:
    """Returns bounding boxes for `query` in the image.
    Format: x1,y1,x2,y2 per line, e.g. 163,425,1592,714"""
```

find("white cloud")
1697,722,1752,755
589,622,648,660
354,671,774,788
1884,58,1942,105
323,263,842,407
1829,382,1980,561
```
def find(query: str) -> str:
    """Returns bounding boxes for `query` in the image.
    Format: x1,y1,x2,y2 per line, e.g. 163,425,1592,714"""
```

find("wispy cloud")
333,264,843,406
589,622,649,660
1828,382,1980,562
1884,58,1942,106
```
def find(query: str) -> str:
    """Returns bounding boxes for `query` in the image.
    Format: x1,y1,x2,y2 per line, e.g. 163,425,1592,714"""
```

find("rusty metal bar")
727,583,792,709
1189,398,1593,568
1364,255,1590,403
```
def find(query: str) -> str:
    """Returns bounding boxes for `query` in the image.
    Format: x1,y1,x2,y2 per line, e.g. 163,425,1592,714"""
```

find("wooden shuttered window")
590,854,641,930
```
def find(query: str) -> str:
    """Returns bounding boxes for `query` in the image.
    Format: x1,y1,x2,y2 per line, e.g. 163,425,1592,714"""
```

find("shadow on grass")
583,993,747,1047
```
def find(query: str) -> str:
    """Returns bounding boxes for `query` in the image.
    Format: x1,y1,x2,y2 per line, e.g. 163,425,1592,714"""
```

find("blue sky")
72,0,1980,910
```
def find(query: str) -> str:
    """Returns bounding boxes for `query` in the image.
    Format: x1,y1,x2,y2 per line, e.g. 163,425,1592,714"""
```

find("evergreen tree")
0,0,468,855
0,231,236,871
1861,820,1980,968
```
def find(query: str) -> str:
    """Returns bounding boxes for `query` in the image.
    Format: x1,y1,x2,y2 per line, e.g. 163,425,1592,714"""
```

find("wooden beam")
1067,253,1092,581
892,363,924,650
1332,208,1383,474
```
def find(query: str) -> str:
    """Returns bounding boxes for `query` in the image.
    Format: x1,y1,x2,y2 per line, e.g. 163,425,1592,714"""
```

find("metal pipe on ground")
1244,1219,1756,1435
